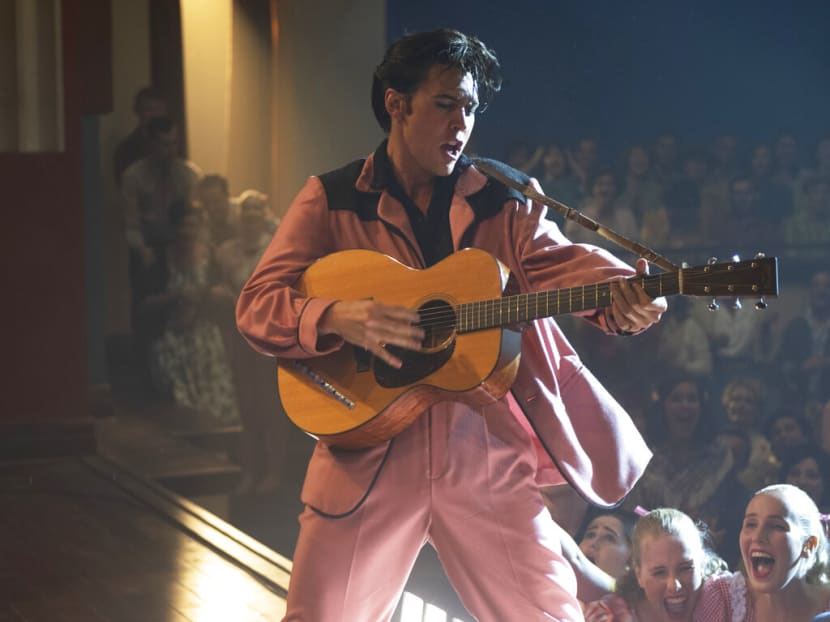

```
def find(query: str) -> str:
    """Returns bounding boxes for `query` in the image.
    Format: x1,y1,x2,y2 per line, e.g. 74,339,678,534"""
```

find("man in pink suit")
236,29,666,622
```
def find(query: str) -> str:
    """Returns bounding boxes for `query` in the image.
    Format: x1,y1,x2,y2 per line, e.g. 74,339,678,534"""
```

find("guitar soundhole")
373,298,456,389
419,299,456,349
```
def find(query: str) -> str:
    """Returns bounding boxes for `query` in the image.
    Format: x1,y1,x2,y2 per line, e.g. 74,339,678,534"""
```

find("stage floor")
0,456,290,621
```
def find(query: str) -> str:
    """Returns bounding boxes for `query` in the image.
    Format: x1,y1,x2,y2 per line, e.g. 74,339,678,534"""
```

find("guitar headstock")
679,255,779,299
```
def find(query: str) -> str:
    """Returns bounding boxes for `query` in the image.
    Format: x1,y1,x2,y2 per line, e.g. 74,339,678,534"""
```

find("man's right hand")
319,300,424,369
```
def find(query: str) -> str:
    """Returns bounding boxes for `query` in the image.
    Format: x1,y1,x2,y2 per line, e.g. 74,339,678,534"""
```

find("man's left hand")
609,258,667,334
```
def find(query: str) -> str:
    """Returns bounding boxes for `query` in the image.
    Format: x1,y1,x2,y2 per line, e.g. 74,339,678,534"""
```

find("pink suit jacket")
236,154,652,515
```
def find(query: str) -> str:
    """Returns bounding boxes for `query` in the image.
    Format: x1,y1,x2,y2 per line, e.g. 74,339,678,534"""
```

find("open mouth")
442,141,462,158
750,551,775,578
664,595,688,616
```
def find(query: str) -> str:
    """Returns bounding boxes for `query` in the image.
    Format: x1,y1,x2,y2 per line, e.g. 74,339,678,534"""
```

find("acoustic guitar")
277,248,778,449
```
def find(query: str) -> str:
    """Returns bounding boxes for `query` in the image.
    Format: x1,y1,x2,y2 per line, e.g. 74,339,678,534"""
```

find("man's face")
654,134,677,166
730,179,755,212
714,135,738,166
198,185,230,219
628,146,650,177
751,145,772,177
575,139,597,171
776,134,797,165
395,65,478,179
150,129,179,163
543,146,566,178
138,97,167,126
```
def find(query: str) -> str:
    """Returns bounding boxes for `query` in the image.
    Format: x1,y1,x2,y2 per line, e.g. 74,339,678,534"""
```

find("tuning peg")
708,257,718,265
731,254,741,263
681,261,690,269
732,298,742,310
755,252,766,259
755,297,768,310
708,298,720,312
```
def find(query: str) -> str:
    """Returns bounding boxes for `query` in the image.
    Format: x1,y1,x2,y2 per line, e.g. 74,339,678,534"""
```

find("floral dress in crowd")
149,256,240,424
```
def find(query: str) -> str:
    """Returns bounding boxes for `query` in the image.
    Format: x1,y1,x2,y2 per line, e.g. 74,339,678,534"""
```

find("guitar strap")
460,158,530,248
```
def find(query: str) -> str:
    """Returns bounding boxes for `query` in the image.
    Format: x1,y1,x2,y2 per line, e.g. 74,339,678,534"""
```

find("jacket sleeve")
512,181,639,335
235,176,343,359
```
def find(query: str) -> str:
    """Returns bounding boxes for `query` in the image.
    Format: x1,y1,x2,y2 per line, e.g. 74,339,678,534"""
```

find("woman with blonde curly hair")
584,508,726,622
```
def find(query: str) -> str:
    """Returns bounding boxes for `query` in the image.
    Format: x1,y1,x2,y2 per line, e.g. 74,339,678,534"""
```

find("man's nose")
451,108,469,131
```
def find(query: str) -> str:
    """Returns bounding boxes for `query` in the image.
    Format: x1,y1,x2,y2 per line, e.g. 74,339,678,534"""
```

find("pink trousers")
282,399,584,622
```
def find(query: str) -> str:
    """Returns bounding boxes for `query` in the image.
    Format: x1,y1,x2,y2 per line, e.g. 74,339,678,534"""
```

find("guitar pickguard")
373,341,456,388
372,297,457,388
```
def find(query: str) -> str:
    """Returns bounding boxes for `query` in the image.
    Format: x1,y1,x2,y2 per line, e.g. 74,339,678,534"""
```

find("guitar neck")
455,272,679,333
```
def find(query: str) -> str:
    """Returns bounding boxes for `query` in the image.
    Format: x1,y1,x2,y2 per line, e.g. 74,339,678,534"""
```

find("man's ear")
385,89,408,124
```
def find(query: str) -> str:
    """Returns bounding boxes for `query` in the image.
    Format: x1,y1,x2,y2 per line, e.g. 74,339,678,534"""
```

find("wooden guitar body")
277,249,522,449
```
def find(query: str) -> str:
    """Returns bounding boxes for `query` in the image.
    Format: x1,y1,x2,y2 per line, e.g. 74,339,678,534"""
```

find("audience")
539,143,583,219
650,131,681,188
778,446,830,512
778,270,830,408
113,86,168,186
121,116,202,271
216,192,290,494
134,203,239,424
578,510,637,582
584,508,726,622
720,377,779,492
563,170,639,246
627,375,746,559
699,484,830,620
195,174,239,247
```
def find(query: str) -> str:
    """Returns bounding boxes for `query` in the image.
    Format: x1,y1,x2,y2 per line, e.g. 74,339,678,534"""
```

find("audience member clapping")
627,374,747,561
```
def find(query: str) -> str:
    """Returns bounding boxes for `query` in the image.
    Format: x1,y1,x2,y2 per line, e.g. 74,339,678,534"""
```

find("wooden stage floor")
0,456,290,621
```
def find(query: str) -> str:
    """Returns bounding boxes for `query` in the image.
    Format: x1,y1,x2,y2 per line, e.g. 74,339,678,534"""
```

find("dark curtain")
149,0,187,156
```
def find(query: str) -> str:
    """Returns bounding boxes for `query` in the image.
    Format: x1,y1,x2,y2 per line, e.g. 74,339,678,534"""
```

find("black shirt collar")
370,140,470,266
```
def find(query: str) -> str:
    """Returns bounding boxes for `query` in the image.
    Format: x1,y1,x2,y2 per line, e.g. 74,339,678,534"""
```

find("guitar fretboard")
455,272,681,333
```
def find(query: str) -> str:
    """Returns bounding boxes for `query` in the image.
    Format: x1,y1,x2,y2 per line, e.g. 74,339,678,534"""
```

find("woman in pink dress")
698,484,830,621
584,508,726,622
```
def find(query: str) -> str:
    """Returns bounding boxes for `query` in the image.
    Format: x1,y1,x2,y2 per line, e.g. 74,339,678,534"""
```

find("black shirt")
371,141,470,267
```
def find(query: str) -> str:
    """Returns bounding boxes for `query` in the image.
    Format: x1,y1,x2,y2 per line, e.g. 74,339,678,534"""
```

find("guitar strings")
411,281,619,330
409,266,761,330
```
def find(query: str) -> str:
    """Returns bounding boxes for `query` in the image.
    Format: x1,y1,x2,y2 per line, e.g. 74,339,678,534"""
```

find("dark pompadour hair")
371,29,502,133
